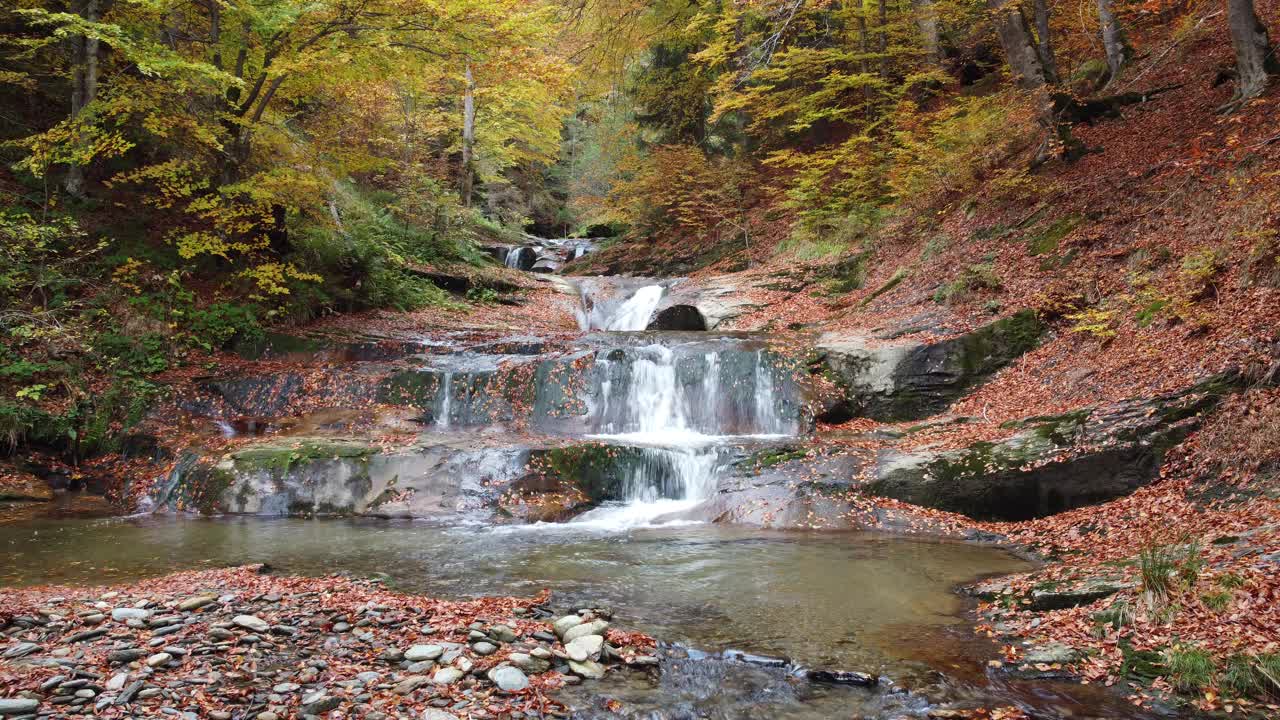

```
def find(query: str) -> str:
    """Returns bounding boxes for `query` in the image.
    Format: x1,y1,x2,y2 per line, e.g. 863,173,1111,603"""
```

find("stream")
0,272,1174,718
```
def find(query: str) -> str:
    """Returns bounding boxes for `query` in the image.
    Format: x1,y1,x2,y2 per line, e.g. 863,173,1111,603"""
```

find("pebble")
145,652,172,667
2,643,40,659
471,641,497,656
106,673,128,691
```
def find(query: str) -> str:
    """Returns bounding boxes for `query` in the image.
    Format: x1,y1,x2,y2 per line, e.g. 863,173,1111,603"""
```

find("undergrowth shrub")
1164,645,1215,693
889,92,1037,209
933,263,1001,304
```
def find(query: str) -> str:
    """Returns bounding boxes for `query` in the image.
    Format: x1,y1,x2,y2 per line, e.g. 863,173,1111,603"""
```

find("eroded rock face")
149,438,530,518
814,310,1045,422
866,373,1241,519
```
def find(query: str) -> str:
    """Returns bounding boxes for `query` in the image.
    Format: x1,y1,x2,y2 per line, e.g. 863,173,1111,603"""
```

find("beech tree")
1225,0,1277,107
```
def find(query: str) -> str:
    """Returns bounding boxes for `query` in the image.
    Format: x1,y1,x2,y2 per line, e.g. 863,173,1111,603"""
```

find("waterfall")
436,371,453,428
505,247,533,270
569,445,724,530
554,342,795,531
584,345,794,440
575,282,665,331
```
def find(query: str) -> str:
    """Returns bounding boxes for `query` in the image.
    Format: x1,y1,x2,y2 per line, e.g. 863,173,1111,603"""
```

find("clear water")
0,510,1165,718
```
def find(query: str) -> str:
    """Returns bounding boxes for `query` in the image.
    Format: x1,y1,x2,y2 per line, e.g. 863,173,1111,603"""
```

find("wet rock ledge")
0,566,658,719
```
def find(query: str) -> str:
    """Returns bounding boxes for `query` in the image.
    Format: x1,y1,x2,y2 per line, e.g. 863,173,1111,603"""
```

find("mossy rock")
230,439,376,474
1026,215,1083,257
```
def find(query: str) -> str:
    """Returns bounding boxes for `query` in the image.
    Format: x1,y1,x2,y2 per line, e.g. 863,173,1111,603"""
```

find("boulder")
815,310,1044,422
866,372,1239,519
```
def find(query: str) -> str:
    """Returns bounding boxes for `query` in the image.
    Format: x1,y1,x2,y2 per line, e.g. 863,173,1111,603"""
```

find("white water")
505,247,532,269
555,343,792,531
436,371,453,428
576,283,665,331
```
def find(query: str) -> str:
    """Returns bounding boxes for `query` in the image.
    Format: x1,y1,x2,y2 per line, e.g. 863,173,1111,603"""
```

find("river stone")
393,675,429,694
562,619,608,643
488,625,518,643
404,644,444,662
567,659,605,679
564,635,603,662
471,641,497,656
233,615,269,633
177,594,218,611
111,608,151,622
1024,642,1079,665
106,673,127,691
487,666,529,692
552,615,583,638
431,668,463,686
0,698,39,715
3,643,40,659
420,710,460,720
145,652,172,667
508,653,551,674
301,692,340,713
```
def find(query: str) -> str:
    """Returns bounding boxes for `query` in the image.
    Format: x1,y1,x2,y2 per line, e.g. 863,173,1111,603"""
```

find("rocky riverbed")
0,566,657,719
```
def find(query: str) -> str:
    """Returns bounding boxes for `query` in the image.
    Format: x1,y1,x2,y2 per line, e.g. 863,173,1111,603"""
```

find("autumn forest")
2,0,1280,718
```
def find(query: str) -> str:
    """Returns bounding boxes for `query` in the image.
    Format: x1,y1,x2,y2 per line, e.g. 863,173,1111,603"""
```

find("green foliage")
1201,590,1233,611
860,267,910,307
1221,653,1280,699
466,287,500,304
1138,543,1178,600
1139,540,1205,604
188,303,264,351
933,263,1001,304
1163,645,1215,693
1067,307,1118,340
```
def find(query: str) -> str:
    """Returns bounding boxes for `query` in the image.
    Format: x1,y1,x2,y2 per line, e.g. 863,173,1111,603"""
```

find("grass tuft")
1164,645,1215,693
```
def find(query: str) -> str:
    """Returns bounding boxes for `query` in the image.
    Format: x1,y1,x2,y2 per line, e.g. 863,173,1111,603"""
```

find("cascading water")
575,281,666,331
436,371,453,428
555,336,798,530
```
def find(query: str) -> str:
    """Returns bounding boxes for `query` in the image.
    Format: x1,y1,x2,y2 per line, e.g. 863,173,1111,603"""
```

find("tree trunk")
913,0,942,65
877,0,889,72
1225,0,1275,106
461,62,476,208
1032,0,1059,84
986,0,1049,89
1097,0,1129,86
65,0,100,198
856,6,870,73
